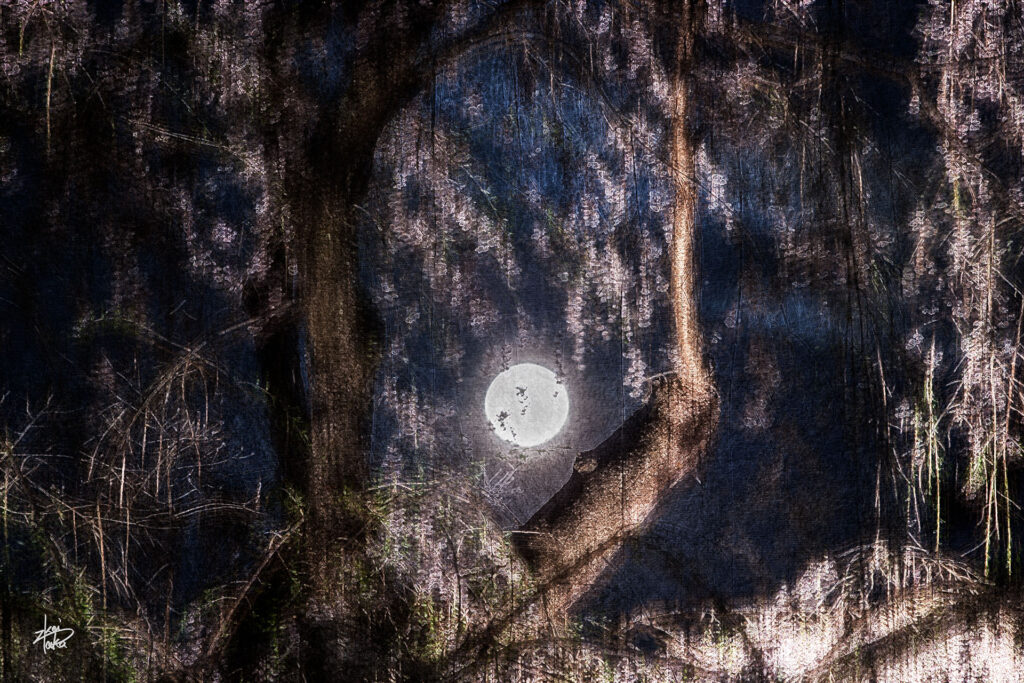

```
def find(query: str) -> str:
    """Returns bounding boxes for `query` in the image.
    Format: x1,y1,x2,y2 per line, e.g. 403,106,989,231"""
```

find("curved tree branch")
513,0,718,618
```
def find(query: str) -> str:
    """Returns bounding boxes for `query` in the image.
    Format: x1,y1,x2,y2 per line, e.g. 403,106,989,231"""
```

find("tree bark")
289,0,537,558
515,378,717,616
513,0,716,617
266,6,547,673
668,0,705,389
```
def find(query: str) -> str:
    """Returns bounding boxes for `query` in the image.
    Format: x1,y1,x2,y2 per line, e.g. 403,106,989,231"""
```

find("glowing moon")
485,363,569,447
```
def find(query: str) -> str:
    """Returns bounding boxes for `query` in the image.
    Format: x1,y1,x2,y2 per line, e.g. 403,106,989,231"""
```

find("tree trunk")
240,3,542,673
287,26,432,570
513,0,716,617
303,200,376,537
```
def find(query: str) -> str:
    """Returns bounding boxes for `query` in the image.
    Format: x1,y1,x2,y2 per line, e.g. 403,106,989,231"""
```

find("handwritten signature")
32,616,74,653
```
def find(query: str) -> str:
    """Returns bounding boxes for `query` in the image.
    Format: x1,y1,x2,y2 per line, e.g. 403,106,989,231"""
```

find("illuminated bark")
514,0,718,617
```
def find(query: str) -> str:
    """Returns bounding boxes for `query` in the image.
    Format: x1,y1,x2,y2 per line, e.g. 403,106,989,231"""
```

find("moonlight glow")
485,363,569,447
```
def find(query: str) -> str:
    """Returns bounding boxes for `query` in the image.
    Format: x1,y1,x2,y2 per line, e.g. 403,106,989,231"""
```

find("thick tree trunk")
290,33,430,568
248,3,541,672
283,95,405,676
304,201,376,534
514,0,715,617
293,0,536,575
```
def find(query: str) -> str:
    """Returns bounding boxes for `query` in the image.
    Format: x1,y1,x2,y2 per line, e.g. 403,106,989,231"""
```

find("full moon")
485,363,569,448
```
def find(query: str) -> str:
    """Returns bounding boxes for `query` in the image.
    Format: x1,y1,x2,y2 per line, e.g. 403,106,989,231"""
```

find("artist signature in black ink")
32,615,74,653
